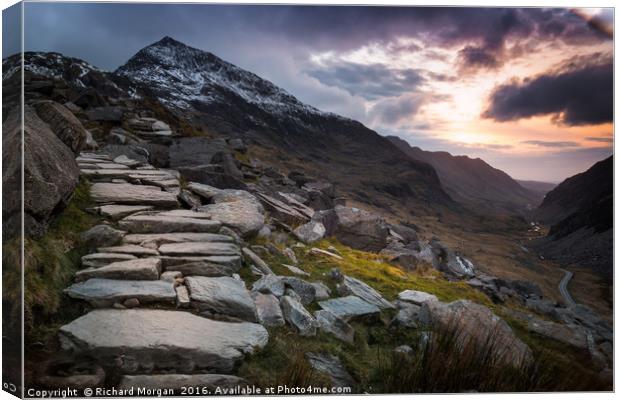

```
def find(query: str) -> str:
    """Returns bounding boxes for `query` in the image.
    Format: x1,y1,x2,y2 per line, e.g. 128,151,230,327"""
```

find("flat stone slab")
340,276,394,310
158,242,240,257
318,296,381,322
96,205,154,220
82,168,173,179
154,210,213,219
118,374,245,391
185,276,257,322
172,261,240,277
65,278,176,307
98,245,159,256
119,215,222,233
76,258,162,282
282,264,310,277
59,309,269,373
281,295,317,336
82,252,137,268
252,292,285,327
124,232,234,245
159,255,241,269
90,183,179,207
398,290,438,305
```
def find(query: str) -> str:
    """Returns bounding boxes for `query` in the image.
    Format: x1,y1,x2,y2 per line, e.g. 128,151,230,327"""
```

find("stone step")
158,242,240,257
76,258,161,282
94,205,154,220
119,215,221,234
65,278,176,307
123,232,234,246
98,245,160,256
185,276,257,322
170,261,240,277
82,253,137,268
58,309,269,373
154,210,213,219
90,183,179,208
160,255,241,270
81,168,174,179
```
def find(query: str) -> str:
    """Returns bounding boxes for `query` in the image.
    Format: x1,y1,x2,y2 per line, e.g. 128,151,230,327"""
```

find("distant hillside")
534,156,613,276
387,136,539,215
516,180,556,203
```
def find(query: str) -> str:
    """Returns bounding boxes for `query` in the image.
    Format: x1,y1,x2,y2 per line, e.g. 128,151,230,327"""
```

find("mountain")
114,37,455,216
516,180,556,202
534,156,613,276
386,135,539,215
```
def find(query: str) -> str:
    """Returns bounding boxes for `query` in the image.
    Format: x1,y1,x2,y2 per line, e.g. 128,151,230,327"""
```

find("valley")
2,36,613,394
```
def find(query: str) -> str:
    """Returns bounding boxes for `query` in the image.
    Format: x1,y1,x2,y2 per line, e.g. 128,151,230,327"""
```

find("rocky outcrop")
33,100,87,153
419,300,532,367
3,106,80,237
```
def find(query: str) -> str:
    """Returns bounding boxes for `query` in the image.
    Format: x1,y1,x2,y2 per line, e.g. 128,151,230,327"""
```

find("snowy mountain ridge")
115,36,328,117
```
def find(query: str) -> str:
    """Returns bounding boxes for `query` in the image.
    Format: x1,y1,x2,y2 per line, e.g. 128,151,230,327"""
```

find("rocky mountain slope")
516,180,557,202
113,37,455,217
387,136,539,215
534,156,613,276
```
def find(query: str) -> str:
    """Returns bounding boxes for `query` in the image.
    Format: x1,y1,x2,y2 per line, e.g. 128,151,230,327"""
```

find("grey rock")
256,193,310,226
338,276,394,309
306,353,355,388
123,232,233,246
329,268,344,283
85,106,123,122
80,225,125,249
282,277,316,305
419,300,532,367
392,301,421,328
185,276,257,322
161,271,183,282
228,138,247,153
175,285,191,308
65,279,176,308
90,183,179,208
318,296,381,322
97,245,159,257
294,220,326,244
315,310,355,343
59,309,268,373
283,248,298,265
280,296,317,336
158,242,240,257
96,205,154,221
394,345,414,355
159,255,241,270
119,214,221,234
252,292,285,327
397,290,438,305
242,248,274,275
252,275,285,297
81,252,137,268
33,101,86,153
179,189,203,209
311,282,332,300
330,206,388,252
76,258,161,282
282,264,309,277
123,298,140,308
172,261,240,277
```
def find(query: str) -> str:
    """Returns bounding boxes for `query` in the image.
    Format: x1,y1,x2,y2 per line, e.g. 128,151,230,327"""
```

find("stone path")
60,152,268,382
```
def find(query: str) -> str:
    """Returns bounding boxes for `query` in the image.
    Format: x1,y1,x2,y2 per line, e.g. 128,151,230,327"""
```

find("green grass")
2,178,99,342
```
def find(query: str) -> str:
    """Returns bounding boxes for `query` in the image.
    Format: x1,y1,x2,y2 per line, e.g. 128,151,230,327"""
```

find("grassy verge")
2,178,99,344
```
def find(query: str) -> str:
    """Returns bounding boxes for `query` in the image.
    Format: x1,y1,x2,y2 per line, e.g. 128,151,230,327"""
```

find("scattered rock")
281,277,316,305
252,275,285,297
315,310,355,344
242,248,274,275
123,298,141,308
338,276,394,310
330,206,388,252
80,225,125,249
252,292,285,327
306,353,355,389
293,220,326,244
397,290,438,305
311,282,331,300
283,248,298,264
280,296,317,336
185,276,257,322
318,296,381,322
282,264,309,277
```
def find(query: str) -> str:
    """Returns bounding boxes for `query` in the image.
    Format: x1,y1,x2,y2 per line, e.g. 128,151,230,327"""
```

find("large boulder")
33,100,86,153
3,106,80,238
58,309,268,373
190,183,265,238
80,224,125,249
326,206,389,252
419,300,532,367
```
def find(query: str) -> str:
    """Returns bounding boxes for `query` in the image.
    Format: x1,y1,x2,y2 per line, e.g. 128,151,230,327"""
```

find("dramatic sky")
5,3,614,182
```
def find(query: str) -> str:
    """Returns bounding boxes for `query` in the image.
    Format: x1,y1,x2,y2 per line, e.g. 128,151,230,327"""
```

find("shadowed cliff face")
386,135,539,216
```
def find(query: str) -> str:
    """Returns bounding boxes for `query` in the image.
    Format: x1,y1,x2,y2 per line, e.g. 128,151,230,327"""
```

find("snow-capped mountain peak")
116,36,323,116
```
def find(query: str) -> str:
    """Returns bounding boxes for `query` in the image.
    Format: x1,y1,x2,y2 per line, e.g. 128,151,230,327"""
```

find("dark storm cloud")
521,140,580,148
586,137,613,143
483,57,613,126
307,62,425,100
370,95,426,125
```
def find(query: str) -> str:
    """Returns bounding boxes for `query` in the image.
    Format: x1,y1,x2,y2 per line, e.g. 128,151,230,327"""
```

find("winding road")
558,269,577,308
